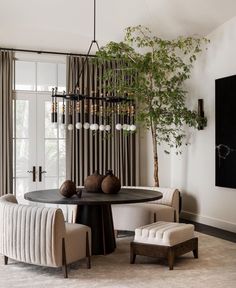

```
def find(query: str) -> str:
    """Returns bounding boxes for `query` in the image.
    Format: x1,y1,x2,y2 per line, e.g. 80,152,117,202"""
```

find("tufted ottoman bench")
130,221,198,270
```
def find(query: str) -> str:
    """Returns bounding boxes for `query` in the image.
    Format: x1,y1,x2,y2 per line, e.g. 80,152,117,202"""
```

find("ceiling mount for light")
75,0,100,91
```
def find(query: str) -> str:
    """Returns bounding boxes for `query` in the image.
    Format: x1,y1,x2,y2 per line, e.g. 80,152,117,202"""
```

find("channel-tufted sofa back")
0,194,66,267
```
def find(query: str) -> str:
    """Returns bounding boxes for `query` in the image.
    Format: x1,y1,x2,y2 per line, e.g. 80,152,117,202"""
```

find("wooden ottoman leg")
130,243,136,264
168,248,175,270
4,256,8,265
193,238,198,259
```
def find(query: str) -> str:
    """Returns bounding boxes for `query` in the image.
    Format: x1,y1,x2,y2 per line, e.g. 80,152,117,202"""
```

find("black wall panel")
216,75,236,188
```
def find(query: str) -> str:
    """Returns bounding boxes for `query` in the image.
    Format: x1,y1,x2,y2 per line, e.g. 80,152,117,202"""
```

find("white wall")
170,16,236,233
139,16,236,232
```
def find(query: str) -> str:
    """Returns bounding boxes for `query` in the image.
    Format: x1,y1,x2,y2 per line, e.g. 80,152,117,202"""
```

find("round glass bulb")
99,124,105,131
116,123,122,130
68,124,74,131
105,125,111,131
90,124,95,130
83,122,90,130
93,123,99,131
122,124,128,130
75,122,82,129
130,124,136,131
126,125,131,131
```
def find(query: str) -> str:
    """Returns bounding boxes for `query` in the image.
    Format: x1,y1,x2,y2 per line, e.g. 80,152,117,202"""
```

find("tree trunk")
151,124,159,187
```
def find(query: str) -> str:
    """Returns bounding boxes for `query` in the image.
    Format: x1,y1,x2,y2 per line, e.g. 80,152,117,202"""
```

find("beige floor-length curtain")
66,55,138,186
0,51,13,196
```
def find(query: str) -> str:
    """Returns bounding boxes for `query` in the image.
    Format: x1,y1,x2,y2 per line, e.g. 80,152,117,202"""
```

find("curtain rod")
0,47,96,57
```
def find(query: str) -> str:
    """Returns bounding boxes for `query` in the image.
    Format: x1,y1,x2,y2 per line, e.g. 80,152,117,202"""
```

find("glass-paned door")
13,93,37,203
13,92,66,202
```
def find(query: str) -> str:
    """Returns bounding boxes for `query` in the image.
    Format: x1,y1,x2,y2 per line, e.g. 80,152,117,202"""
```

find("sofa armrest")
150,188,180,222
122,186,180,222
151,188,179,207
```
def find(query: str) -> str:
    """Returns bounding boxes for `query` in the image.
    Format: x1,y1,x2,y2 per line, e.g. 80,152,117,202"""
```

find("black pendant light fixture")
51,0,136,132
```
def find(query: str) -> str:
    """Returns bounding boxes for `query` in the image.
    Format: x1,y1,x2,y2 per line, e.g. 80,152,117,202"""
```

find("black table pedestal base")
76,204,116,255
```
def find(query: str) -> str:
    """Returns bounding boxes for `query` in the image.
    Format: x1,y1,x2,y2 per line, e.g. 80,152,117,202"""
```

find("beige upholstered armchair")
0,194,91,278
112,187,180,232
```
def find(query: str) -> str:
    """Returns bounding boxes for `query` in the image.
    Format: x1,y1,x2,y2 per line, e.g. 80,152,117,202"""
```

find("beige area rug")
0,232,235,288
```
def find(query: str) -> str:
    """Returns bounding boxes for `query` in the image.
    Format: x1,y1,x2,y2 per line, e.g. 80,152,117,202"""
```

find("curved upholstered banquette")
0,194,91,278
112,187,180,232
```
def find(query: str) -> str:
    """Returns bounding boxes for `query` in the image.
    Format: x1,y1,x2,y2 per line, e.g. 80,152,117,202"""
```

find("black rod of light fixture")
51,0,130,104
52,93,131,103
74,0,99,90
94,0,96,42
0,47,96,58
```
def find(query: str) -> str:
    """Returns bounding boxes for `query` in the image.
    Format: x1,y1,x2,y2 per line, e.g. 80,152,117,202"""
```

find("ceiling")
1,0,236,54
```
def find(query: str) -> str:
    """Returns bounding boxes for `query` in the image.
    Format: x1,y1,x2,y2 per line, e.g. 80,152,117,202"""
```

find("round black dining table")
24,188,162,255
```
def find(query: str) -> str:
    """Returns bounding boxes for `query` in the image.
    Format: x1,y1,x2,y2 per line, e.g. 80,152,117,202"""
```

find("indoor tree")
96,26,208,187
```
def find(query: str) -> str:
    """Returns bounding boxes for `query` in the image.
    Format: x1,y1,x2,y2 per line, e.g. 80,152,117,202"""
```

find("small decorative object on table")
84,170,105,193
76,189,83,198
101,170,121,194
59,180,76,198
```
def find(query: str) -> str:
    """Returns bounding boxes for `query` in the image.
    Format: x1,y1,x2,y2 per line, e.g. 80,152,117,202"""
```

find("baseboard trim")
181,210,236,233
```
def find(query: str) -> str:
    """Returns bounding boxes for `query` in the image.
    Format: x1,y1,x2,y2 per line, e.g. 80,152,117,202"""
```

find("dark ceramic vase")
59,180,76,198
84,170,105,193
101,170,121,194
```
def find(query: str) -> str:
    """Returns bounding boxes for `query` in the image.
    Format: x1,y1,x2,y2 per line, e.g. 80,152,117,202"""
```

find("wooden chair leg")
193,248,198,258
86,231,91,269
192,237,198,258
193,239,198,259
4,256,8,265
153,213,157,223
62,238,68,278
168,248,175,270
130,244,136,264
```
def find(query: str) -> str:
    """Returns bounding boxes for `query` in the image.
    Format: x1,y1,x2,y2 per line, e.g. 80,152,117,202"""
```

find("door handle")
27,166,36,182
39,166,47,182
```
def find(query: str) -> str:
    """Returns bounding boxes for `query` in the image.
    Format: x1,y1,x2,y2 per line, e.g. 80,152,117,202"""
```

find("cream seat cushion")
65,223,91,264
134,221,195,246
